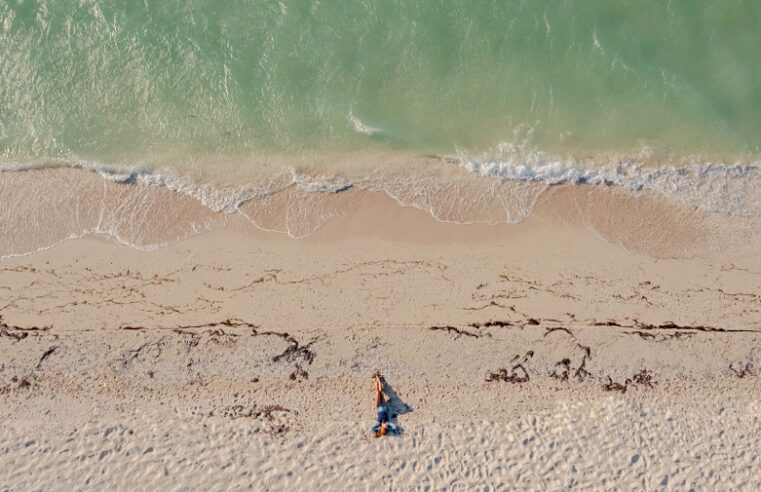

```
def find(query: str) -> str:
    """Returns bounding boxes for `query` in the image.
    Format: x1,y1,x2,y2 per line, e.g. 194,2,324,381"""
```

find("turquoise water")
2,0,760,175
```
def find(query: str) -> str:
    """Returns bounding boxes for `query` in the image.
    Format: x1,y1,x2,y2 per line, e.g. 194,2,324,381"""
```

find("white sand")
2,189,760,490
3,395,760,490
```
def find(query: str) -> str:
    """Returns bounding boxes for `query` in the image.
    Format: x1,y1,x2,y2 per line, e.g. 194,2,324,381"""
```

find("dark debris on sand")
602,369,656,393
485,352,534,384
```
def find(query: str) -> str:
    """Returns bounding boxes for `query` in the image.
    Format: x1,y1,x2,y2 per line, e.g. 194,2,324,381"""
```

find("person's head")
374,422,388,438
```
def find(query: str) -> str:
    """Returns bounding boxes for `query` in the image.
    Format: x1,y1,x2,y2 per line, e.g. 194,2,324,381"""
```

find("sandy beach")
4,2,761,489
2,185,760,490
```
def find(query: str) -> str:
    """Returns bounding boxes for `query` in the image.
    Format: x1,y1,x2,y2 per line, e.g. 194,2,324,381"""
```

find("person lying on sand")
371,371,397,437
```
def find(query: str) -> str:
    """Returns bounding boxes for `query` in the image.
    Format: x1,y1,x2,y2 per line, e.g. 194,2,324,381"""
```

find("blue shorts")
372,405,388,432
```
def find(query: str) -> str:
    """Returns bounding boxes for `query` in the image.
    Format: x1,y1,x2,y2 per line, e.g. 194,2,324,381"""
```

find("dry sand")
1,187,761,490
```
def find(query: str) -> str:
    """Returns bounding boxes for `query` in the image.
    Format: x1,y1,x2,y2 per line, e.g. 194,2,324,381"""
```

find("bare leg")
373,374,385,409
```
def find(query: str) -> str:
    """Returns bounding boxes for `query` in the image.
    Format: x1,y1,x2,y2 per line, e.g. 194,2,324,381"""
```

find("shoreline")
4,1,761,487
2,164,759,259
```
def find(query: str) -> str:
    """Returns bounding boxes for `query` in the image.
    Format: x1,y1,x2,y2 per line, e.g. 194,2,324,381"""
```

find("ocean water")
1,0,761,252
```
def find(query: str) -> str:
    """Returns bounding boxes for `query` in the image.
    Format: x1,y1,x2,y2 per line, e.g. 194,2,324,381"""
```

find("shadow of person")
381,376,413,435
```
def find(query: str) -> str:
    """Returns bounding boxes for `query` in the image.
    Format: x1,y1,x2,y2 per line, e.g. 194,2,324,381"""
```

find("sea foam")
455,145,761,217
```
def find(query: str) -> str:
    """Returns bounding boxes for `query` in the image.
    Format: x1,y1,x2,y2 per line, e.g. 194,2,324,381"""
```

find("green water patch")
1,0,759,171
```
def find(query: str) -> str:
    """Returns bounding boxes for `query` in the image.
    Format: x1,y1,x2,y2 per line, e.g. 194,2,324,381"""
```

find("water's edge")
1,154,759,259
